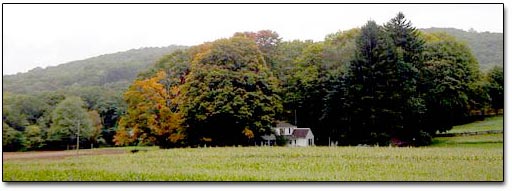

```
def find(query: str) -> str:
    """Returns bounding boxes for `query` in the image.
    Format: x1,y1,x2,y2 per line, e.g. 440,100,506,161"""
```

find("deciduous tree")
421,32,485,133
114,71,186,148
485,66,504,110
181,36,282,146
48,96,93,147
2,122,26,151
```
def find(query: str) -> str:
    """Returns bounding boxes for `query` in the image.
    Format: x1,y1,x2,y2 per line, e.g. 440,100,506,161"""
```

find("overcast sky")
2,4,503,75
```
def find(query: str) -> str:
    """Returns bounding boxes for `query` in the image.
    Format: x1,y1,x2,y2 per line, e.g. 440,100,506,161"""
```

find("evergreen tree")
344,20,387,145
382,12,427,144
344,14,430,146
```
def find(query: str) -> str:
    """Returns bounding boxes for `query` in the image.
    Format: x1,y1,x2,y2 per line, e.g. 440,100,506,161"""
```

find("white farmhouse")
290,128,314,147
269,122,315,147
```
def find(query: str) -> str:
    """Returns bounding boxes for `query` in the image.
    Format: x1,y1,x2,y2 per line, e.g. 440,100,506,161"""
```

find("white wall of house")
289,130,314,147
290,138,315,147
284,127,293,135
295,138,308,147
275,127,294,136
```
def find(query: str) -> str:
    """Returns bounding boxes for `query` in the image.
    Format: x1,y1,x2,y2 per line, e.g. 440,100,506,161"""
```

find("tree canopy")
2,13,501,151
48,96,93,148
181,36,282,146
114,71,186,148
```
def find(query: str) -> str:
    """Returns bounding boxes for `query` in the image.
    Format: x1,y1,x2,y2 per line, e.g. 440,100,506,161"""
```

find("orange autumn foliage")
114,71,186,147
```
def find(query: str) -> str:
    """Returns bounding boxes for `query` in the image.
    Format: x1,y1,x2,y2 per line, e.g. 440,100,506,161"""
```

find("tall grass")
3,116,504,181
3,146,503,181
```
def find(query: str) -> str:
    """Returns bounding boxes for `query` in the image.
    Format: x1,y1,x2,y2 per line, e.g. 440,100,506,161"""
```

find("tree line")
3,13,503,151
3,87,124,151
421,27,503,71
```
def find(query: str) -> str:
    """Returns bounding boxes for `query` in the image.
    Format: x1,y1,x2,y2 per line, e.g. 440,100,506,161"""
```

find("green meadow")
3,116,503,181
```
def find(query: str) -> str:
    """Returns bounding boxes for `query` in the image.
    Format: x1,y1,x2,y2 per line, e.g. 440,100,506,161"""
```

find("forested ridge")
2,29,501,94
421,27,503,71
3,13,503,151
3,45,187,94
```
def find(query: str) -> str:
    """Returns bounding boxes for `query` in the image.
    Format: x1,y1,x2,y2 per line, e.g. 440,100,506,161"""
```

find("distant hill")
3,45,187,94
3,28,502,94
421,27,503,70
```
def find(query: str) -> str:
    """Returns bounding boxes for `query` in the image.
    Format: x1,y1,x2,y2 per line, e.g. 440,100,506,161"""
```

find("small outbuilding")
290,128,314,147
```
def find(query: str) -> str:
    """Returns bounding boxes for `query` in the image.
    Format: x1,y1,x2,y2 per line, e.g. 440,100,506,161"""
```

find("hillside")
3,45,187,94
3,28,502,94
421,27,503,70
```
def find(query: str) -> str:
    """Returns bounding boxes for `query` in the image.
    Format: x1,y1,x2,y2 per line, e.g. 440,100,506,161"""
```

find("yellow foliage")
114,70,186,147
201,137,212,142
242,127,254,139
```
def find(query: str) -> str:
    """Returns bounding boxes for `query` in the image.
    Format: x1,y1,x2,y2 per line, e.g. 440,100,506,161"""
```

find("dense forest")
3,13,504,151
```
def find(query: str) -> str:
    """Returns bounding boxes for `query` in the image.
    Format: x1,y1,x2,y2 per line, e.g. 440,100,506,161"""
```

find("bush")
412,131,433,146
275,135,288,146
3,123,27,151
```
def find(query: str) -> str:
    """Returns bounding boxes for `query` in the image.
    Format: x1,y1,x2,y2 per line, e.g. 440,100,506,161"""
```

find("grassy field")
432,134,503,148
2,116,503,181
444,115,504,134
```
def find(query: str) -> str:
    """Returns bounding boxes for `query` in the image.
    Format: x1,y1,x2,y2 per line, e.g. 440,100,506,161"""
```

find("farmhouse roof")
292,128,310,138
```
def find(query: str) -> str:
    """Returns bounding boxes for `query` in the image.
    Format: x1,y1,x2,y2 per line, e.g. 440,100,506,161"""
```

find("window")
308,139,313,145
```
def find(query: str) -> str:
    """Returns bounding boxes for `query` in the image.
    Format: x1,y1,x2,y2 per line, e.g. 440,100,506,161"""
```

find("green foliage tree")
2,122,26,151
181,36,282,146
48,96,93,148
323,28,359,75
2,93,49,131
485,66,504,110
342,14,430,146
383,12,425,69
233,30,282,69
273,40,315,83
91,91,125,146
23,125,46,150
88,110,104,146
421,27,503,70
321,29,360,145
64,86,126,146
280,42,335,144
34,91,66,144
382,13,427,142
137,49,191,80
420,32,483,134
343,20,389,145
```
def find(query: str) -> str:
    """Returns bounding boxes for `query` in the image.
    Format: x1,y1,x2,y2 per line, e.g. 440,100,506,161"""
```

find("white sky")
2,4,504,75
